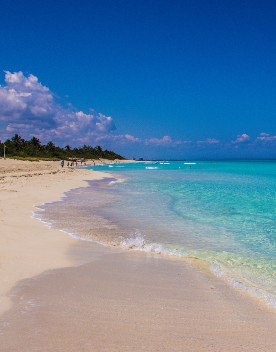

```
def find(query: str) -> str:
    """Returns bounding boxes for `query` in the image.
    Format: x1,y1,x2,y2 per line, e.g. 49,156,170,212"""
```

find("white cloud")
144,135,192,147
124,134,140,142
94,133,140,145
197,138,220,145
256,132,276,142
207,138,220,144
0,71,116,145
145,135,173,146
231,133,250,144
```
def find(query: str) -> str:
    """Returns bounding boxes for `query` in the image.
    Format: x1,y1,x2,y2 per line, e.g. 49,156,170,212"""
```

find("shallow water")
36,160,276,308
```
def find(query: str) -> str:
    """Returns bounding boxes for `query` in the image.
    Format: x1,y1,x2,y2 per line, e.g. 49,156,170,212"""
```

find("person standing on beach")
60,160,64,168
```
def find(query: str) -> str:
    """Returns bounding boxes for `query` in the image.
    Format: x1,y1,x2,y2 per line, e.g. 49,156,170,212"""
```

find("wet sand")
0,158,275,351
1,249,276,352
0,158,112,314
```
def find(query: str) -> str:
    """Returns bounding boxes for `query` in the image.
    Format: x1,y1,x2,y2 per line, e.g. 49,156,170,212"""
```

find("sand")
0,158,275,351
0,158,112,314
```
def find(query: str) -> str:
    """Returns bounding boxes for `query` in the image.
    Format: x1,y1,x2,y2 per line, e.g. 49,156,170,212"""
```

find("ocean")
36,160,276,308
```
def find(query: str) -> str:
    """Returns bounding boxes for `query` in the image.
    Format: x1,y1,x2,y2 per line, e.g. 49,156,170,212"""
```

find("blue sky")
0,0,275,159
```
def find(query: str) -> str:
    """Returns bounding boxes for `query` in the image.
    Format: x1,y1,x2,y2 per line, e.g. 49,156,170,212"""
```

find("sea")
36,160,276,308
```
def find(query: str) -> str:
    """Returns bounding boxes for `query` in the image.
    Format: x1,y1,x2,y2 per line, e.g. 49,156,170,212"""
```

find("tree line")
0,134,125,160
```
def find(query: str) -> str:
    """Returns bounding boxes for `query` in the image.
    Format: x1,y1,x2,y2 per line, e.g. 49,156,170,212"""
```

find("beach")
0,158,275,352
0,158,112,315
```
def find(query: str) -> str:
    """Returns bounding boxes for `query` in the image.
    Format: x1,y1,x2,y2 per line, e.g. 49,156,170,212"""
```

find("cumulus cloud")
94,133,141,145
207,138,220,144
1,71,55,126
0,71,116,145
231,133,250,144
197,138,220,145
124,134,140,143
144,135,192,147
256,132,276,142
145,135,173,146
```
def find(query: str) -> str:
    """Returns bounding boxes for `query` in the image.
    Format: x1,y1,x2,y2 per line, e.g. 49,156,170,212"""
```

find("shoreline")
0,158,115,315
0,159,276,351
61,167,276,312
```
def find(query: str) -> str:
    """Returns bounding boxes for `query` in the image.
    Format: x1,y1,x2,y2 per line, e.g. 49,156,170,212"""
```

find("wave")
211,262,276,309
119,231,164,253
34,205,276,310
108,178,125,185
115,232,276,310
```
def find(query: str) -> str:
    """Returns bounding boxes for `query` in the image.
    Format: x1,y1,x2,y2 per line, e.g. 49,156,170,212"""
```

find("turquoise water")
87,161,276,307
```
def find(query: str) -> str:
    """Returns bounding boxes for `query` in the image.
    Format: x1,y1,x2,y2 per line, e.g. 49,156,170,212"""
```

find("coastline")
0,158,276,351
0,158,114,315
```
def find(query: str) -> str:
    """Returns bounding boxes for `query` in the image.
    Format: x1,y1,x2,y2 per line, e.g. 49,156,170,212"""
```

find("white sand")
0,158,111,314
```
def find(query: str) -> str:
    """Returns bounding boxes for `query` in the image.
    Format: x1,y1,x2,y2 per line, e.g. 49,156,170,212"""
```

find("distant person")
60,160,64,168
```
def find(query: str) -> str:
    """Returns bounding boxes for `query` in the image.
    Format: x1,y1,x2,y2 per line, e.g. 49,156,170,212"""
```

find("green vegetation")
0,134,125,160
